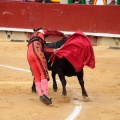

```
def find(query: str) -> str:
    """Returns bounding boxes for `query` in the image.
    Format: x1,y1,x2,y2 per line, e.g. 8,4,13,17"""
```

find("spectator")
74,0,80,4
94,0,106,5
109,0,117,5
42,0,46,3
21,0,27,2
86,0,90,4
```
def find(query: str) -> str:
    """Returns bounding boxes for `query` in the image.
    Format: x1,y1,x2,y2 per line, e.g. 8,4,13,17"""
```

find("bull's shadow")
32,37,88,100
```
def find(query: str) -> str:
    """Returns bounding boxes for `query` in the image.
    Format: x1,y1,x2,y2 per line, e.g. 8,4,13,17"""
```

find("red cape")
50,31,95,72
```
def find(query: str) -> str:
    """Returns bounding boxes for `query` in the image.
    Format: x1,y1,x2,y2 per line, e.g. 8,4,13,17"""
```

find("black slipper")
42,94,52,105
40,95,52,105
40,96,49,105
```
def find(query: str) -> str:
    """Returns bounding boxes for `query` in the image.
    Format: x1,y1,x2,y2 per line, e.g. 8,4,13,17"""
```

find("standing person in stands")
42,0,46,3
94,0,106,5
109,0,117,5
74,0,81,4
21,0,27,2
27,28,64,105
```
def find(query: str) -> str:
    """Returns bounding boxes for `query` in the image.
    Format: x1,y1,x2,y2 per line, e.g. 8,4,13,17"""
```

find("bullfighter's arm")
43,47,57,53
43,28,65,37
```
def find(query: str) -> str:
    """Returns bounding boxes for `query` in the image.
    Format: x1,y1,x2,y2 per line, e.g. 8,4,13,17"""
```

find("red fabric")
50,31,95,72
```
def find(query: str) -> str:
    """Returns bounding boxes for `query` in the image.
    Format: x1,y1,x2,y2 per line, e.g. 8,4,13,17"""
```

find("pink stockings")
35,79,48,96
41,79,48,96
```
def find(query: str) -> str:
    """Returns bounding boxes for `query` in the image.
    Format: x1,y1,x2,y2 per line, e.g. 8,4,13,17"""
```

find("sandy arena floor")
0,41,120,120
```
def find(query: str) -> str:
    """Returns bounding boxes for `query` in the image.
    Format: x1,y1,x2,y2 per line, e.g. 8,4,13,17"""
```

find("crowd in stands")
0,0,117,5
74,0,117,5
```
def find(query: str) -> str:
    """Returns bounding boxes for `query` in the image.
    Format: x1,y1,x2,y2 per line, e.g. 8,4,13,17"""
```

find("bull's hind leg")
77,69,89,101
52,72,58,92
31,77,36,93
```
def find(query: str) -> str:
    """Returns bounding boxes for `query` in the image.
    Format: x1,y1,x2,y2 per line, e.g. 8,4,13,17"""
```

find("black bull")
31,38,88,99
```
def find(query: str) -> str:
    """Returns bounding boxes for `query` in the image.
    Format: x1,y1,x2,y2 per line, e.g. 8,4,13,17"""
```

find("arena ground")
0,41,120,120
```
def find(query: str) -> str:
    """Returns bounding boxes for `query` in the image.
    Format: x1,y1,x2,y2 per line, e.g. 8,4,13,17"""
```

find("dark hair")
33,28,43,32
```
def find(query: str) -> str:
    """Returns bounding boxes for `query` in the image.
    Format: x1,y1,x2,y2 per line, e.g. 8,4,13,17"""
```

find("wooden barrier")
0,2,120,47
0,2,120,34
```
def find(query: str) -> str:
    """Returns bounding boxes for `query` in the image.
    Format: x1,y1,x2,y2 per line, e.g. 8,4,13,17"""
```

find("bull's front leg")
77,70,89,101
51,71,58,92
58,73,67,96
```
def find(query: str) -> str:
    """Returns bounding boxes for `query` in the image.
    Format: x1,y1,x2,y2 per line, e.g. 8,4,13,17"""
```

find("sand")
0,42,120,120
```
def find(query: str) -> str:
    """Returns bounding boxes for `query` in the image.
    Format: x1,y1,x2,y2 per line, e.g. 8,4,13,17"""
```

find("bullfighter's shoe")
40,95,52,105
42,94,52,105
40,96,48,105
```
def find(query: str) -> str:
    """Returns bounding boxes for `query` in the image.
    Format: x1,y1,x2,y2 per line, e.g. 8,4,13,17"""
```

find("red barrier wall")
0,2,120,34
